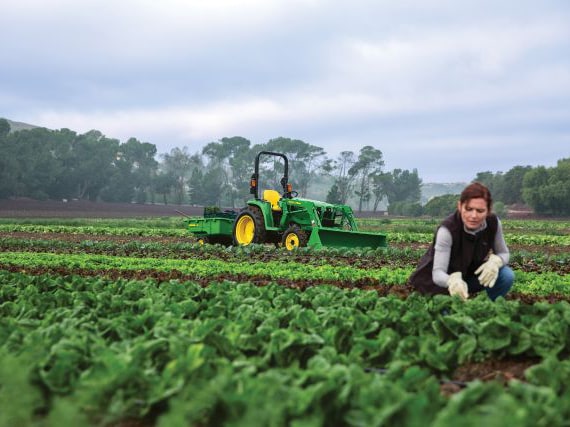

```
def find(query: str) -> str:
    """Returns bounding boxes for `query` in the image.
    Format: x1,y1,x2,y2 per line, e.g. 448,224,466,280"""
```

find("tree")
424,194,459,217
370,167,423,215
493,201,507,217
66,130,119,201
522,166,550,214
161,147,202,205
7,127,66,200
201,166,226,206
0,119,16,198
388,201,423,216
45,128,80,199
370,172,392,212
0,118,9,138
202,136,254,206
153,172,177,205
473,171,508,202
390,168,422,203
348,146,384,212
187,168,206,206
222,137,254,206
522,159,570,215
500,165,532,204
120,138,158,202
325,151,356,205
474,171,497,191
325,183,342,204
263,137,327,197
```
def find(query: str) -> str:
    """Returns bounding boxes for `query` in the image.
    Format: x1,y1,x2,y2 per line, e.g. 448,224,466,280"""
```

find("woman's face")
457,197,488,230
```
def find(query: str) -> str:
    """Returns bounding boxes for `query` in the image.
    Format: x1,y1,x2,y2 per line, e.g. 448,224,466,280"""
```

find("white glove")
474,254,503,288
447,272,469,301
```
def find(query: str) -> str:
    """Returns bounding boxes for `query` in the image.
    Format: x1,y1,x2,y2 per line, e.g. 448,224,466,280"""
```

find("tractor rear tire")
233,206,267,246
281,225,308,250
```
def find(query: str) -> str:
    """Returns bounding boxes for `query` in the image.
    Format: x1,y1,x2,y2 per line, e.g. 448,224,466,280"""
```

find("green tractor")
187,151,387,250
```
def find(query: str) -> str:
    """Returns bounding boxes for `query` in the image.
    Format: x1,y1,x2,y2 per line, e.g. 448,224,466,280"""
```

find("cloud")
2,0,569,182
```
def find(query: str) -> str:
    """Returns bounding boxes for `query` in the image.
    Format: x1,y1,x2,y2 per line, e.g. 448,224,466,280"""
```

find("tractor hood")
287,197,352,211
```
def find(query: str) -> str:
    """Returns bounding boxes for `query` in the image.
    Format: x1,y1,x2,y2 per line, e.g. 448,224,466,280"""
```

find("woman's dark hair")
460,182,493,210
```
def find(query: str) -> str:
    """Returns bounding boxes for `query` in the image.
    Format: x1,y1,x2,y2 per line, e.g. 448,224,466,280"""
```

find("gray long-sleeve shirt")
432,218,510,288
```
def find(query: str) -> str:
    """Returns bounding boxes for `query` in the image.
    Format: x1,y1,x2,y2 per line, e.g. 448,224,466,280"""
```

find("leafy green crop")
0,224,187,237
1,251,568,294
2,271,570,425
0,215,568,425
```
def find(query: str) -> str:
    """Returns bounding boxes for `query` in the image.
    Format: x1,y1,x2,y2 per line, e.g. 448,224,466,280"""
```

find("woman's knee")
499,266,515,284
495,266,515,294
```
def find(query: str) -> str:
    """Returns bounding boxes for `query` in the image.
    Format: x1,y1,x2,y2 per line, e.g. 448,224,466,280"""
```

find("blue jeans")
465,266,514,301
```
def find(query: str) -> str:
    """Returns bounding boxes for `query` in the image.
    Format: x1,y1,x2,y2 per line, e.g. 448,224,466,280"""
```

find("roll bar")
249,151,292,199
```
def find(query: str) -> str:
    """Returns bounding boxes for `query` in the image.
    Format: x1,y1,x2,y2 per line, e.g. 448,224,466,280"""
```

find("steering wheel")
289,190,299,198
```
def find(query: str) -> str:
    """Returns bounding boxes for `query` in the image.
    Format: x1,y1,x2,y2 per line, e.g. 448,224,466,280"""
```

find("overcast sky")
1,0,569,182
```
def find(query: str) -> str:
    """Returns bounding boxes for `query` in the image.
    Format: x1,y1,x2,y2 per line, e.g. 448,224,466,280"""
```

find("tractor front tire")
233,206,266,246
281,225,308,250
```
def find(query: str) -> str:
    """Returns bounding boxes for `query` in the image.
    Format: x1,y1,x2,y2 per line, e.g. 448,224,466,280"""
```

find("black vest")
409,211,499,295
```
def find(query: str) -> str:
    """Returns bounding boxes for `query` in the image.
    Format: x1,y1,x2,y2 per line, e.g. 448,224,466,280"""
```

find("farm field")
1,207,569,426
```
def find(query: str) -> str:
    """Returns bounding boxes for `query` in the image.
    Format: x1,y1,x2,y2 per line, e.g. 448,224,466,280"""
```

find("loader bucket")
308,227,387,250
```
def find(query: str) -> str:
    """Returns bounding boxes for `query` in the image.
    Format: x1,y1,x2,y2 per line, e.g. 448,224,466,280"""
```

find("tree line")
423,161,570,216
0,119,568,215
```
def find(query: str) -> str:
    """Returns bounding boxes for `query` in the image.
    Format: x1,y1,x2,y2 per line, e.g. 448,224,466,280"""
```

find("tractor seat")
263,189,282,211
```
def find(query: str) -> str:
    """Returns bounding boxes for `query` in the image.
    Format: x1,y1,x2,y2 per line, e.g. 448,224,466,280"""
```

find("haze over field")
1,0,569,182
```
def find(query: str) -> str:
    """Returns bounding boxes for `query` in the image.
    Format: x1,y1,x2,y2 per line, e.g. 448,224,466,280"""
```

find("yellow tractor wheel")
234,214,255,244
233,206,266,245
281,225,308,250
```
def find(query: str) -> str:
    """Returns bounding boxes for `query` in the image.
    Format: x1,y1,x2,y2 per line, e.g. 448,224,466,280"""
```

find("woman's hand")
447,272,469,301
475,254,503,288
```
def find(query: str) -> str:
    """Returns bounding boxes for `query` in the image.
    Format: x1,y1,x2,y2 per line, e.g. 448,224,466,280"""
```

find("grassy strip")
0,251,568,295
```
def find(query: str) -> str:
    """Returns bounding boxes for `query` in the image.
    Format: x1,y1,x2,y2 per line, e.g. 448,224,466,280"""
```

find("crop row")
1,251,568,296
0,224,188,237
3,216,569,233
2,271,570,426
357,218,570,236
2,223,569,246
1,235,569,275
387,232,570,246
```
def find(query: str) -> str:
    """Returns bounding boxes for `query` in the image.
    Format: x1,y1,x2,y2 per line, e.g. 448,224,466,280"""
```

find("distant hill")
420,182,466,204
1,118,40,133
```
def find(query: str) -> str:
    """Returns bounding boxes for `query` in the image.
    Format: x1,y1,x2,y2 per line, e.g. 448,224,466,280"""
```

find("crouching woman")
409,182,514,301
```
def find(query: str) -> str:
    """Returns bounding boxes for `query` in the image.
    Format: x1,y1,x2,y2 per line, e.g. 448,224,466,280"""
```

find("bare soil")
0,199,204,218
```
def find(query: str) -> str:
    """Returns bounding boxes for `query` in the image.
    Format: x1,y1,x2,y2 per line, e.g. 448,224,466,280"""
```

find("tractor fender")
246,200,275,228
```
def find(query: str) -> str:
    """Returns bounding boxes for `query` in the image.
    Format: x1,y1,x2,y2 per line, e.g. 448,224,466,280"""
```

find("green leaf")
456,334,478,364
478,318,512,351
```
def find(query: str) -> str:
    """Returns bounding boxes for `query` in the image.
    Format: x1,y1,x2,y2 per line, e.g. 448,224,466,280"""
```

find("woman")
409,182,514,301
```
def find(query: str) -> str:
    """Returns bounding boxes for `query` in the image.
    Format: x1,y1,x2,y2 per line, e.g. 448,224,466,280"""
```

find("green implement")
185,207,236,245
186,151,388,251
308,227,387,250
